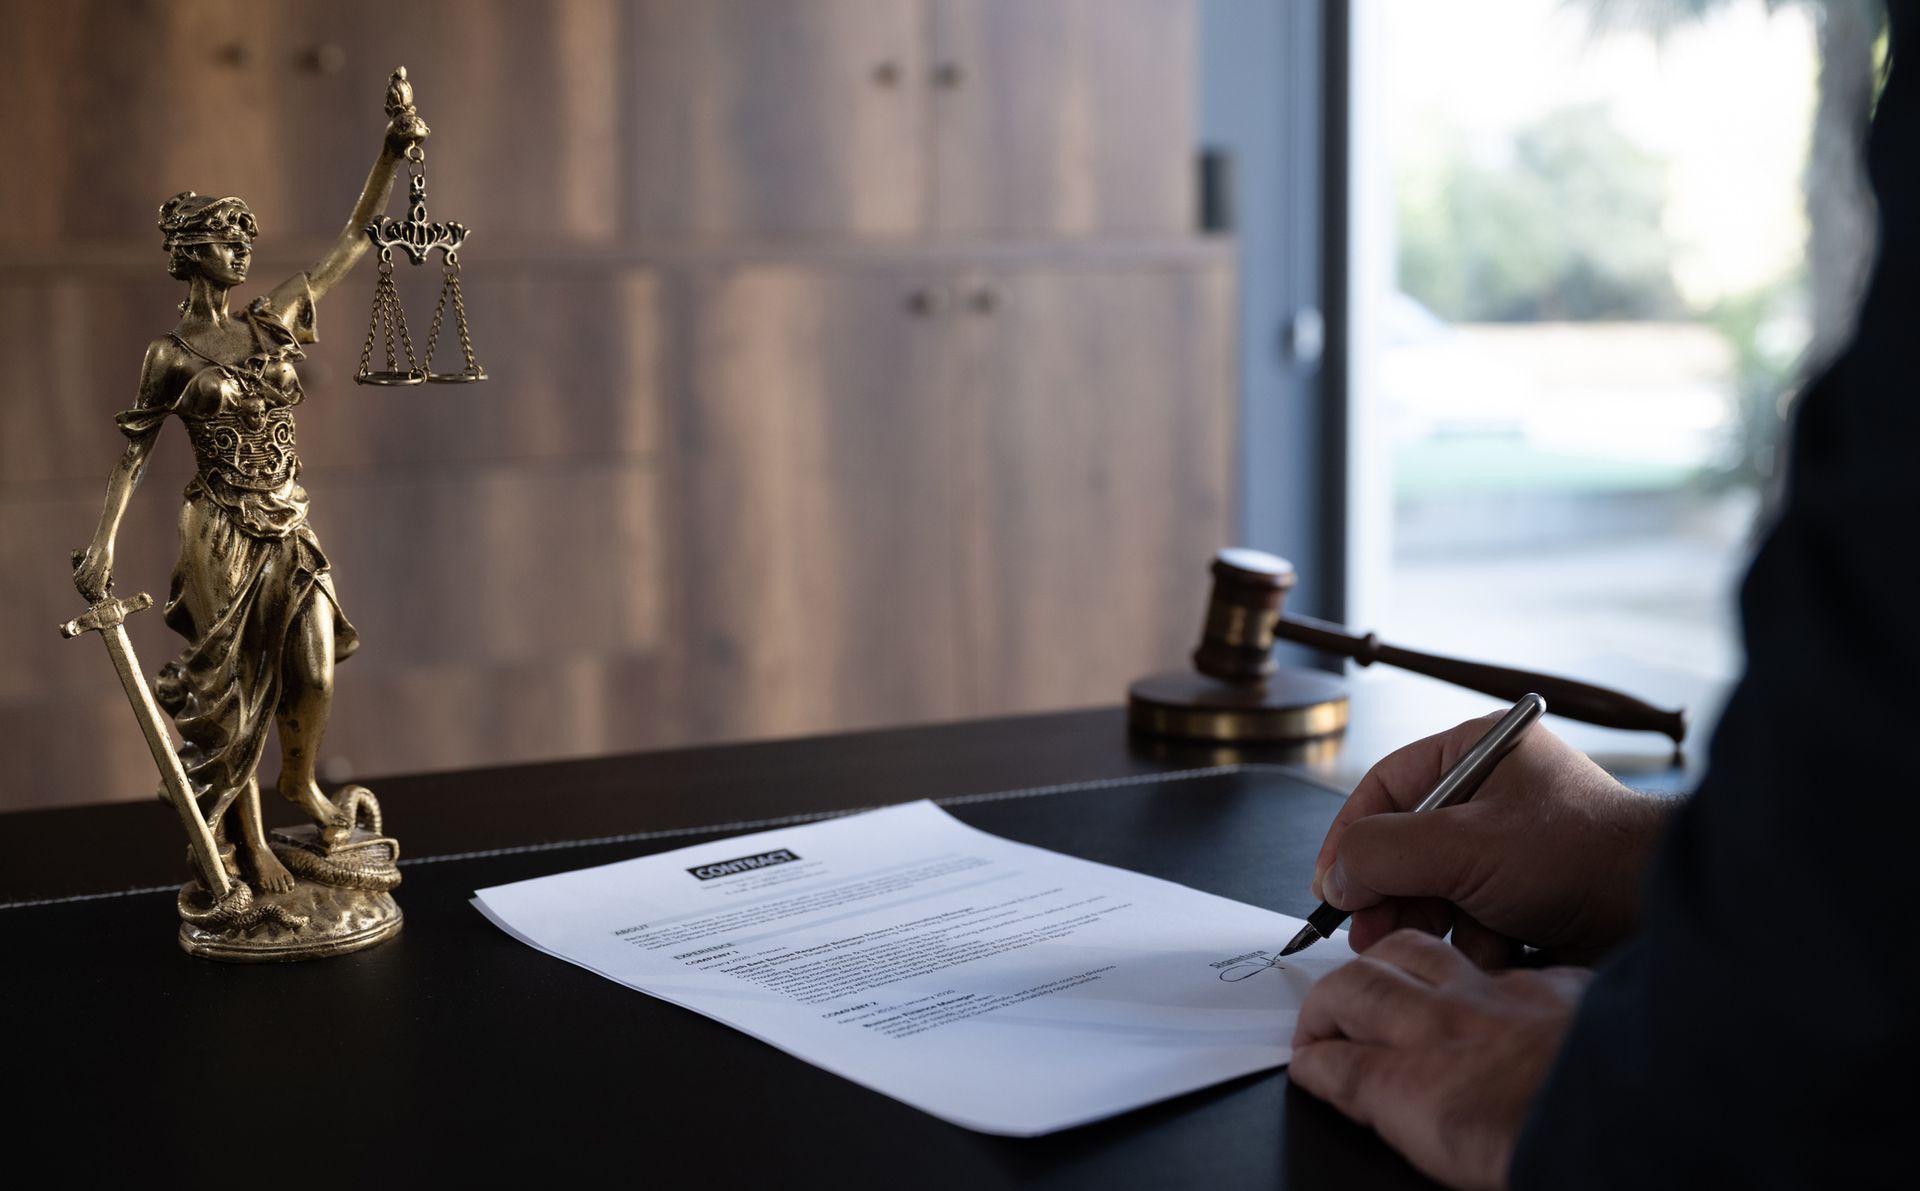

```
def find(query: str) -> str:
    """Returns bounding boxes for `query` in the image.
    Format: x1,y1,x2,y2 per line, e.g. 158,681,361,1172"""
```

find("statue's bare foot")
279,777,348,837
241,840,298,894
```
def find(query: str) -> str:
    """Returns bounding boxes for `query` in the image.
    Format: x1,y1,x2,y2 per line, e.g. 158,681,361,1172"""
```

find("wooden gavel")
1191,548,1687,743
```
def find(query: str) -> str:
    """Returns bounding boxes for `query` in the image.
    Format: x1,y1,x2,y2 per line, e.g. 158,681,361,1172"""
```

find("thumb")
1322,806,1489,912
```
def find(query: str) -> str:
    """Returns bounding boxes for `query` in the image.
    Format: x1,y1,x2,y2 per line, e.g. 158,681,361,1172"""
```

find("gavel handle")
1270,613,1688,743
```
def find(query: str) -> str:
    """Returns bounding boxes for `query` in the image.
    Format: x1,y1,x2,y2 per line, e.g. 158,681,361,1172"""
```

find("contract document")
473,801,1353,1136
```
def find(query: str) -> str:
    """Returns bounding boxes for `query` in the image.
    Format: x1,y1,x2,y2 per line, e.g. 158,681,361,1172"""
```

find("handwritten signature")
1217,956,1288,982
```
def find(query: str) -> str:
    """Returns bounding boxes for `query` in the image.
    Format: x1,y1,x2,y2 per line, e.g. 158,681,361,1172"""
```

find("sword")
60,574,232,902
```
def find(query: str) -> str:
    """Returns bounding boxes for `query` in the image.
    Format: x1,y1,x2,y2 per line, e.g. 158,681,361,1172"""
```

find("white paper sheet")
472,800,1353,1136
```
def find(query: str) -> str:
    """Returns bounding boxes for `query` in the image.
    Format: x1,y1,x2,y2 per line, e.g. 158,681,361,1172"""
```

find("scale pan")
356,370,427,386
426,368,488,384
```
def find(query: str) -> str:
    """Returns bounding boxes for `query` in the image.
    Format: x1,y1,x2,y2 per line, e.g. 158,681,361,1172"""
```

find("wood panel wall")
0,0,1230,812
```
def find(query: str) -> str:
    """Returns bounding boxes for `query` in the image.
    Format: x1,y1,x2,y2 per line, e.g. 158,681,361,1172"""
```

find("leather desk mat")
5,765,1434,1188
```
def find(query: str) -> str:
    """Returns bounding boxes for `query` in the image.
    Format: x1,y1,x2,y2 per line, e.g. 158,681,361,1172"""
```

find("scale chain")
450,266,479,374
356,146,483,386
390,269,420,373
423,251,485,380
425,259,450,371
380,271,398,372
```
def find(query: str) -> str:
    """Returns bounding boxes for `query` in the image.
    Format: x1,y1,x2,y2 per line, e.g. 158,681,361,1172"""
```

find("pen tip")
1278,924,1318,958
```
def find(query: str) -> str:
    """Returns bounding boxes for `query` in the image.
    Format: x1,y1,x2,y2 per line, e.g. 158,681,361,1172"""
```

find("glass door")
1345,0,1878,729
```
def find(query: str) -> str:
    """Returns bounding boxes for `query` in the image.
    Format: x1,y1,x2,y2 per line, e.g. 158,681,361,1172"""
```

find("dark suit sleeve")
1510,7,1920,1185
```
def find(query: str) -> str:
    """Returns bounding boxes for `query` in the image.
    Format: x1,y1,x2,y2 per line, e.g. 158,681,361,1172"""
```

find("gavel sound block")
1128,548,1688,744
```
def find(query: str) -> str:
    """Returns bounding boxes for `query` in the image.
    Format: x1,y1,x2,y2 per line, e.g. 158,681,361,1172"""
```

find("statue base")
175,823,403,962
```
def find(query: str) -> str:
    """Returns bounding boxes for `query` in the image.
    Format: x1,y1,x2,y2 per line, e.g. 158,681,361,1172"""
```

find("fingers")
1322,803,1492,913
1311,715,1500,899
1292,983,1567,1191
1348,898,1453,953
1313,729,1450,894
1528,964,1596,1003
1365,927,1478,985
1289,1039,1402,1130
1450,913,1521,970
1294,949,1445,1048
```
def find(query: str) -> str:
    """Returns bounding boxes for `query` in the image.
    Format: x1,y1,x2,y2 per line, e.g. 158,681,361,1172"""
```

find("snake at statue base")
272,838,403,891
272,784,404,892
176,879,310,931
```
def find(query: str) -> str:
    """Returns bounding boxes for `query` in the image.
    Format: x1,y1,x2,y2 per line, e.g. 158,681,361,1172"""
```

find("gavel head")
1192,548,1294,685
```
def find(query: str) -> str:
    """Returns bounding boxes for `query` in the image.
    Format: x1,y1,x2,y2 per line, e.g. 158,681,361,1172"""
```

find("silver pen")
1278,692,1548,958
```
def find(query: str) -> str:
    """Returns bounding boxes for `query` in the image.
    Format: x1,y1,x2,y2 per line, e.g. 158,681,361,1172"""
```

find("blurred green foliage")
1398,104,1688,322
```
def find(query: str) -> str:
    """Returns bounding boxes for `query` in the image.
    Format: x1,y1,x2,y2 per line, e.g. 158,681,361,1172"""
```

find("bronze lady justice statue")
68,70,438,960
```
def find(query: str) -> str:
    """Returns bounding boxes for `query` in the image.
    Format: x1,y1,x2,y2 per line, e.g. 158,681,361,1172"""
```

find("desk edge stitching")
0,761,1347,909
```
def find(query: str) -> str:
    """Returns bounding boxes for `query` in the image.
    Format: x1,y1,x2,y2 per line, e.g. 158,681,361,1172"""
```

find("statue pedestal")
176,822,402,962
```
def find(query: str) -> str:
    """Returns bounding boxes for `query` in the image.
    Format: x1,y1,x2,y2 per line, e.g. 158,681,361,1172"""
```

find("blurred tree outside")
1398,104,1687,322
1582,0,1882,362
1577,0,1886,497
1397,0,1883,497
1373,0,1882,692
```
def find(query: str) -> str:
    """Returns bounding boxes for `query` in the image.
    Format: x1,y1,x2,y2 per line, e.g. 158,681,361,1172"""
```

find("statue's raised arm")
305,67,430,302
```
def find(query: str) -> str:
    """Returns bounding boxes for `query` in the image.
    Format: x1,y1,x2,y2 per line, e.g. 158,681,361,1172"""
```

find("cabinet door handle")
300,43,348,75
934,61,965,89
906,286,949,316
871,60,903,88
968,285,1003,315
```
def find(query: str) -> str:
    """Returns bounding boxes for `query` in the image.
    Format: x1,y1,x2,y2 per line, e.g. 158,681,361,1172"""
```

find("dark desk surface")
1,678,1701,1186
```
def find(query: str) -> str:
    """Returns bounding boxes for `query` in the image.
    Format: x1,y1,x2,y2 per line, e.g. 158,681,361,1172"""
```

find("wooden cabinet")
0,0,282,245
668,265,967,737
302,463,664,672
0,266,662,486
0,276,189,488
623,0,1194,239
930,0,1196,235
6,246,1231,808
954,263,1232,710
626,0,927,239
266,0,623,242
671,254,1231,731
0,1,1228,810
290,266,663,470
323,652,671,780
0,0,1192,249
0,0,622,246
0,261,671,802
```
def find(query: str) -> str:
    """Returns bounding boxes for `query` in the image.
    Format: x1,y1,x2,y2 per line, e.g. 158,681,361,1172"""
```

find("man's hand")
1314,715,1669,966
1291,930,1588,1191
